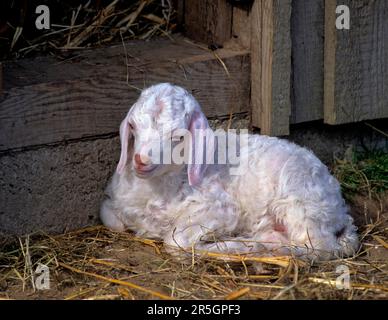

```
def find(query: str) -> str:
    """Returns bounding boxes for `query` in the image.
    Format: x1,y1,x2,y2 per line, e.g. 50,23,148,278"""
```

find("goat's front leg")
100,195,126,232
100,171,149,232
163,186,261,257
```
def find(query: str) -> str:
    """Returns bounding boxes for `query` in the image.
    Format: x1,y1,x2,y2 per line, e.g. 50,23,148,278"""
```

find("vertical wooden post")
323,0,337,125
184,0,232,46
0,62,2,96
232,3,251,49
260,0,274,135
251,0,292,136
291,0,325,124
250,0,262,128
172,0,185,26
324,0,388,124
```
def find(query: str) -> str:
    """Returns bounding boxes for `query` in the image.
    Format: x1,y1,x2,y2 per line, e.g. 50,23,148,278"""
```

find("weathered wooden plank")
251,0,292,136
291,0,324,124
0,37,250,151
271,0,292,136
232,2,251,49
0,62,2,96
184,0,232,46
172,0,185,26
324,0,388,124
324,0,337,124
250,0,262,128
260,0,275,135
2,39,204,89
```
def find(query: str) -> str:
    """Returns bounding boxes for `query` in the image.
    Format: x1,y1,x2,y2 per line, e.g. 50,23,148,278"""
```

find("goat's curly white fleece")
100,83,359,261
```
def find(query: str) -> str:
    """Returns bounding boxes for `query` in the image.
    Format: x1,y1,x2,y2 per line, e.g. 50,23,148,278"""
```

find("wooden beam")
251,0,292,136
184,0,232,46
0,62,2,97
0,37,250,151
291,0,325,124
324,0,338,125
250,0,262,128
232,3,251,49
324,0,388,125
172,0,185,26
260,0,275,135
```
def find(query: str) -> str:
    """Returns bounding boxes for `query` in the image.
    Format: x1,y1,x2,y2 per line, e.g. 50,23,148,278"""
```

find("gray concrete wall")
0,137,120,237
1,118,387,237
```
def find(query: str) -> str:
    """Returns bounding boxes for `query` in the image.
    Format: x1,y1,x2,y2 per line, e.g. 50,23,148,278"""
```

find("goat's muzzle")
134,153,156,176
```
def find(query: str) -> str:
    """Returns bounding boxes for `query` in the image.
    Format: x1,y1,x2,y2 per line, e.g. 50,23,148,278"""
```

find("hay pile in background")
0,0,177,60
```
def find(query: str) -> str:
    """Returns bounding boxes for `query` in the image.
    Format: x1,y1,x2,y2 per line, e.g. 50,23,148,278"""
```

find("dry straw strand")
59,262,173,300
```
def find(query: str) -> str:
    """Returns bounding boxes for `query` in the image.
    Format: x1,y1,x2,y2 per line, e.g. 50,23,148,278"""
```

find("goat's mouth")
134,165,157,176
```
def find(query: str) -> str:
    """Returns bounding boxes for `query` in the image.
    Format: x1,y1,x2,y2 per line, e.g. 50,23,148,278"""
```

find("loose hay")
1,0,177,60
1,200,387,300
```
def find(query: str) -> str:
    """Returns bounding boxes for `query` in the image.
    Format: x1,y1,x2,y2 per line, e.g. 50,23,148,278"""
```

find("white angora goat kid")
101,83,358,261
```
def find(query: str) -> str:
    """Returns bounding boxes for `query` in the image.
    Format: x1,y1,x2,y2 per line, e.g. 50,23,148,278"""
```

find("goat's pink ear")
187,109,214,187
116,116,133,174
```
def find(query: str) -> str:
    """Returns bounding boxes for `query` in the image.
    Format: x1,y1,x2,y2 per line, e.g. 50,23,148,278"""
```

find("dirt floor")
1,193,387,300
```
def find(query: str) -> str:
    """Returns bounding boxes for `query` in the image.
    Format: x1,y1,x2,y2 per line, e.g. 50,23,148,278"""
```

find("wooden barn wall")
1,0,388,151
181,0,388,132
0,38,250,151
183,0,233,46
251,0,292,136
324,0,388,125
181,0,293,135
291,0,324,124
292,0,388,126
291,0,388,126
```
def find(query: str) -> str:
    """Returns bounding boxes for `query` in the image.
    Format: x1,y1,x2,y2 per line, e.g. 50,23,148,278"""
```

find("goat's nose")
134,153,151,166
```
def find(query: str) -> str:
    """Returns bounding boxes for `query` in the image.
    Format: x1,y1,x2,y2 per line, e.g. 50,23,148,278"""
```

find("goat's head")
116,83,214,187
